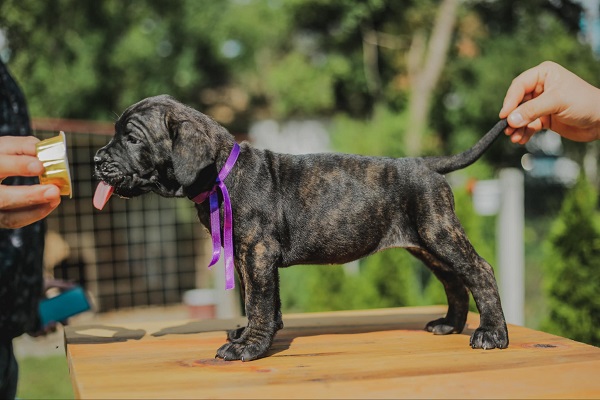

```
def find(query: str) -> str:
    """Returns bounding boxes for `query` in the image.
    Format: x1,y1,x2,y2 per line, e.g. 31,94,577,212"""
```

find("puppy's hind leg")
418,225,509,349
415,192,508,349
408,248,469,335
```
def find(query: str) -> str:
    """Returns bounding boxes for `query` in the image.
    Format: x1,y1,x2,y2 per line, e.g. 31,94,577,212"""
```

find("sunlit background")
1,0,599,397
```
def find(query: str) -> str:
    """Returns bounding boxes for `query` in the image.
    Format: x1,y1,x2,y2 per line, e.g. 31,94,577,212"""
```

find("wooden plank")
65,306,600,399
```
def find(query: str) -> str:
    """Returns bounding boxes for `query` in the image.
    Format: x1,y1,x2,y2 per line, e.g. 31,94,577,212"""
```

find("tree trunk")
406,0,460,156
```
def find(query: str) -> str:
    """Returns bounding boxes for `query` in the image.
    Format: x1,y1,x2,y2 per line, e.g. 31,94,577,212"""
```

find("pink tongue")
93,181,114,210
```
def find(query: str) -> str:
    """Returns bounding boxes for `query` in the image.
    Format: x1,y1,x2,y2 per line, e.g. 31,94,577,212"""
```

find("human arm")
499,61,600,144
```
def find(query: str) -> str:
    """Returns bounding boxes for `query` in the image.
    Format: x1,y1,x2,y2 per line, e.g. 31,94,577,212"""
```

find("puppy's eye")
127,135,141,145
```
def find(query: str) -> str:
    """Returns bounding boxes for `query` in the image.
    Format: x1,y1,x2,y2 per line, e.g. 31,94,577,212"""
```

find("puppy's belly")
281,222,418,266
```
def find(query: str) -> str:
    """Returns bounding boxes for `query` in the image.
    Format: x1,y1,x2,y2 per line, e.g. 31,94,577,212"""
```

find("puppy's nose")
94,155,102,163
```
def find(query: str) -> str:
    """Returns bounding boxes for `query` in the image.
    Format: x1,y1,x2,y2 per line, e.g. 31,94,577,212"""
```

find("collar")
188,142,240,290
184,143,240,202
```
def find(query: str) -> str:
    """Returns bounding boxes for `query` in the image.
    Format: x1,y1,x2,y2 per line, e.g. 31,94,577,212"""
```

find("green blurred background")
1,0,598,398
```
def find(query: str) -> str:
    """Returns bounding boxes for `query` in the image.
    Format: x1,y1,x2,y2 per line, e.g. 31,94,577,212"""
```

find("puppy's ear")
169,118,216,188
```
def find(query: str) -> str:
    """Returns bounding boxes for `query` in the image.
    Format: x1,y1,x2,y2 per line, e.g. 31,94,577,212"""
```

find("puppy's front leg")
216,252,283,361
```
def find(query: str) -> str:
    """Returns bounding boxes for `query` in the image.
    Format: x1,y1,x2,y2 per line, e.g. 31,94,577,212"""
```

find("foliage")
330,105,410,158
433,8,600,168
540,175,600,346
1,1,261,128
359,249,423,308
2,0,595,151
280,253,422,313
1,0,598,329
16,355,73,399
266,52,348,117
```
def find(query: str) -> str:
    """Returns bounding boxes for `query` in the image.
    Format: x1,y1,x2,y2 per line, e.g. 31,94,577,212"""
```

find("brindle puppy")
94,95,509,361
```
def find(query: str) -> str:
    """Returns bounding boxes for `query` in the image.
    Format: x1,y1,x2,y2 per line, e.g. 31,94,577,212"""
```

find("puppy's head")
94,95,225,199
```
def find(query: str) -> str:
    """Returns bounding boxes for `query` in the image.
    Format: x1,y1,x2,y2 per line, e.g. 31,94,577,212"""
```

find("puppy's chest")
194,203,213,228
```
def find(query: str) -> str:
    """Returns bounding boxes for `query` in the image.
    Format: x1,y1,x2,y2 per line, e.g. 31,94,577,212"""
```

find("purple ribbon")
191,143,240,290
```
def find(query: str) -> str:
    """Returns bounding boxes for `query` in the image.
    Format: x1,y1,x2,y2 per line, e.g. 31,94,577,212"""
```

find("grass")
16,355,73,399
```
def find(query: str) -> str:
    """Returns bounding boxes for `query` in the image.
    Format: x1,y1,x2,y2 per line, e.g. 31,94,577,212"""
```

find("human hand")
499,61,600,144
0,136,61,229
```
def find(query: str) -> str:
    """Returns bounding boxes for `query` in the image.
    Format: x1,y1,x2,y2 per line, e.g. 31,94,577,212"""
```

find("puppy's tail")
422,119,508,174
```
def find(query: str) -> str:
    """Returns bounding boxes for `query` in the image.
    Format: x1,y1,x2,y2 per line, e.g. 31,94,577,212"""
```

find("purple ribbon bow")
190,143,240,290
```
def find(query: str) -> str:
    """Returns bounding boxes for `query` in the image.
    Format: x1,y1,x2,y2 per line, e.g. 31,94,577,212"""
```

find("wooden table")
64,306,600,399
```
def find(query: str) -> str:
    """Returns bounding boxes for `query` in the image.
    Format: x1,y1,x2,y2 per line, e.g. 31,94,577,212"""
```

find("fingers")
500,66,545,144
499,61,560,140
0,137,63,228
506,115,549,144
44,279,76,291
0,136,44,178
503,90,558,144
506,92,559,129
0,185,60,209
28,322,58,338
499,66,546,119
0,185,61,229
507,123,540,145
0,155,44,178
0,201,61,229
0,136,40,156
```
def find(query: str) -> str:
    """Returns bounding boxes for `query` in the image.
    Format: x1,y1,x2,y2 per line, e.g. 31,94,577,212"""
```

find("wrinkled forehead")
117,101,161,129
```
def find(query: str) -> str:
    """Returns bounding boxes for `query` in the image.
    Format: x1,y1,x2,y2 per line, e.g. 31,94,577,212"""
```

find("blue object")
38,286,91,326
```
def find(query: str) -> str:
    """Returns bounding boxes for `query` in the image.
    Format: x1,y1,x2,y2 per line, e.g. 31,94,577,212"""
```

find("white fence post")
497,168,525,326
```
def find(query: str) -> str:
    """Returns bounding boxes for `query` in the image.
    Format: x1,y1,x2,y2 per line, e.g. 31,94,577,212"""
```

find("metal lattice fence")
34,119,211,312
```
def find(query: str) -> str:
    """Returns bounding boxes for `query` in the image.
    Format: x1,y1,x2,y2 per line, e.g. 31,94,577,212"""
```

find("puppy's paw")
227,326,245,342
216,327,275,362
425,317,463,335
216,341,271,362
469,326,509,350
226,320,283,343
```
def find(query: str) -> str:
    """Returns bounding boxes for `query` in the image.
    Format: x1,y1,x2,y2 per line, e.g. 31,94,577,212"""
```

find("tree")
0,0,284,131
432,1,598,167
541,175,600,346
2,0,591,156
2,0,597,319
405,0,459,156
